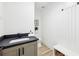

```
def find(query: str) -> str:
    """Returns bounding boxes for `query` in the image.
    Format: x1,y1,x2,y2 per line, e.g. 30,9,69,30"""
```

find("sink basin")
9,38,29,43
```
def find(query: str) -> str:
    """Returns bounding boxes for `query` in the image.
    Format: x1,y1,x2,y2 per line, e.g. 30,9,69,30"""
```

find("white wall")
42,2,79,55
0,3,4,36
3,2,34,35
42,2,66,47
35,4,42,41
0,20,4,36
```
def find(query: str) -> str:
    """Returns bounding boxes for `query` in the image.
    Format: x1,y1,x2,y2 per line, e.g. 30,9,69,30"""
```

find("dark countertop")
0,36,39,49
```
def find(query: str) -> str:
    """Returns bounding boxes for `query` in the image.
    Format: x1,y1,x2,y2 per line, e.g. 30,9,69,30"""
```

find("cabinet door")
2,47,18,56
22,42,37,56
2,41,37,56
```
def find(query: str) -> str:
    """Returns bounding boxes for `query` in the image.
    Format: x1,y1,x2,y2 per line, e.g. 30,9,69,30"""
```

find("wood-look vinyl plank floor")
38,45,53,56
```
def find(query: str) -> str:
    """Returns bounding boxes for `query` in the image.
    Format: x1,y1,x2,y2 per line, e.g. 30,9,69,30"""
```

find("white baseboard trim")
38,42,42,47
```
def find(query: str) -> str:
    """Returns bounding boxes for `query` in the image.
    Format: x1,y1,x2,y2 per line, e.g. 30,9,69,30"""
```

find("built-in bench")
53,44,79,56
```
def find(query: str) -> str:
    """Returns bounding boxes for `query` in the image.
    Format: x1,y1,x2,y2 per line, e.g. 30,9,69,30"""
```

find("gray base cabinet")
2,41,37,56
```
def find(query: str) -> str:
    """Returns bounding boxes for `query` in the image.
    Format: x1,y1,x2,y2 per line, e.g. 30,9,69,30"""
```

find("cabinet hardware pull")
18,48,20,56
22,47,24,55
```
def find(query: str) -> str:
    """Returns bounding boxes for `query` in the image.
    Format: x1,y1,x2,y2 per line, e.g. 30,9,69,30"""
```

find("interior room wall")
0,3,4,36
3,2,34,35
35,5,42,41
42,2,66,48
41,2,79,55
